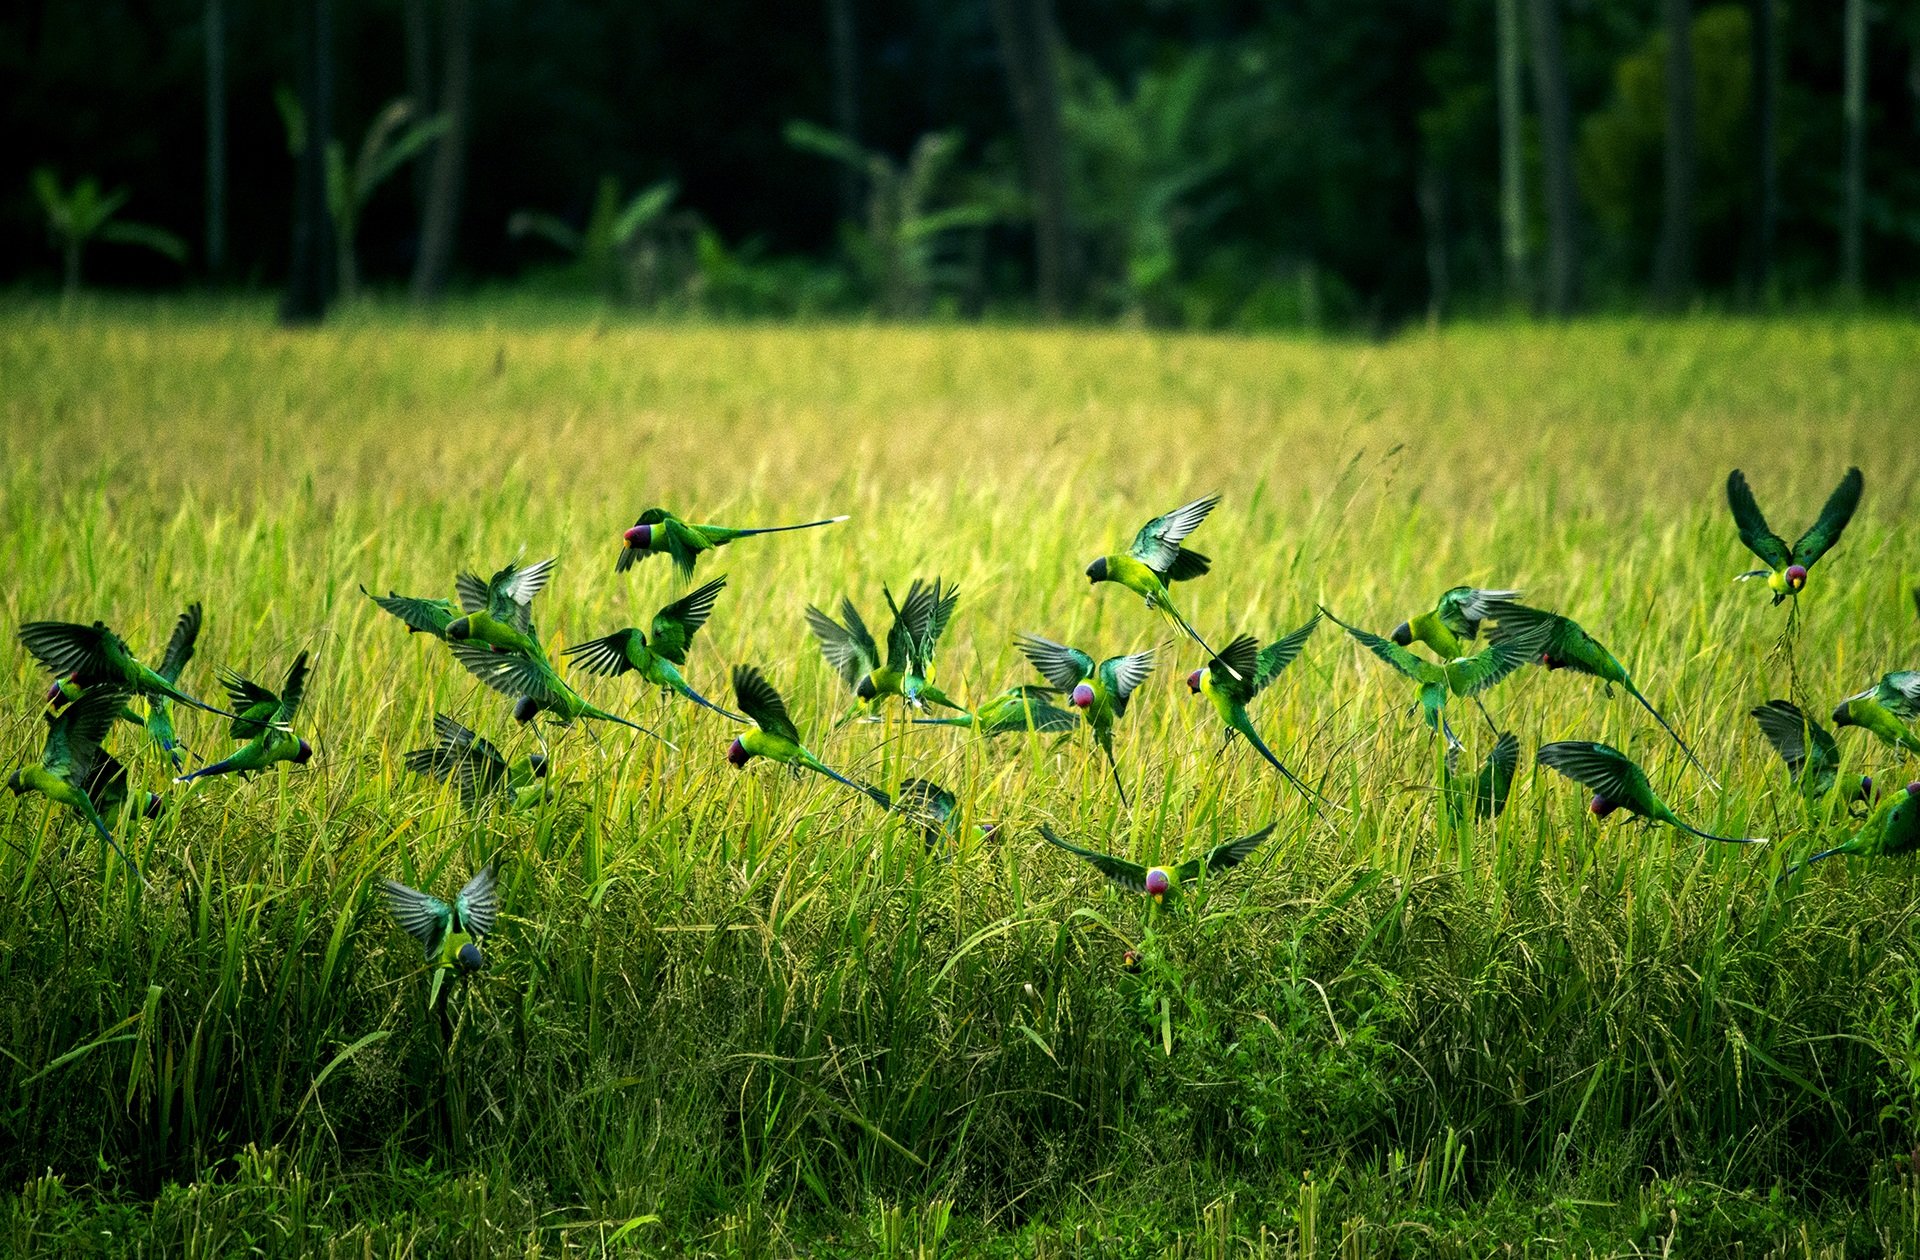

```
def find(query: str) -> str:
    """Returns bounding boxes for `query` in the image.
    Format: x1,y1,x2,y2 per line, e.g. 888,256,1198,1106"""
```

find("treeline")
5,0,1918,327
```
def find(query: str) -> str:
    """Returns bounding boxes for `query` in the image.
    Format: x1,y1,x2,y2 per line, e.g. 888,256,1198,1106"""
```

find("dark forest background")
5,0,1918,328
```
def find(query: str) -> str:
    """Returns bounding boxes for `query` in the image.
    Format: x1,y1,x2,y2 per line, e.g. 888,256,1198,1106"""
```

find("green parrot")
1391,586,1520,659
807,579,963,712
1726,466,1862,604
363,585,461,639
382,866,499,980
448,639,672,745
80,748,164,830
726,664,890,806
1185,613,1322,800
404,714,550,811
1444,731,1520,825
1039,821,1275,906
20,616,233,720
1485,601,1714,783
1535,740,1764,844
1083,493,1235,676
177,653,315,782
1751,699,1873,804
444,557,555,655
618,506,849,579
1322,607,1543,744
892,777,992,850
1016,633,1156,807
1782,781,1920,875
904,685,1079,737
128,603,202,773
1831,671,1920,756
6,684,145,877
563,576,745,721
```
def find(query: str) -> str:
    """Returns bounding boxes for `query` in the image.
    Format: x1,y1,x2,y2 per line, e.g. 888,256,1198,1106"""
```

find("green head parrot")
443,557,554,655
1751,699,1873,805
383,866,499,1006
1083,493,1235,676
449,638,673,746
7,683,145,879
1322,606,1544,744
727,664,889,806
564,576,745,721
177,652,315,782
404,714,551,811
1831,672,1920,756
1391,586,1519,659
1783,782,1920,876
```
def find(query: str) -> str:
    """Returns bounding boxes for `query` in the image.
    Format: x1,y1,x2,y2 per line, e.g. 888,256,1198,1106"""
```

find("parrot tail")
807,760,890,809
1677,818,1766,846
1162,603,1238,681
1629,684,1720,790
725,515,850,538
680,685,748,724
84,811,144,882
597,710,679,750
1102,743,1132,810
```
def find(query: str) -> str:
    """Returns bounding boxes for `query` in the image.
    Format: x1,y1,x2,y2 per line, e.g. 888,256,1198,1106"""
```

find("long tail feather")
1678,819,1766,845
1163,604,1238,680
175,756,237,783
807,759,890,808
595,710,678,750
1102,742,1132,809
906,716,973,728
85,810,143,881
1472,695,1499,737
1629,684,1720,789
1778,844,1853,882
1241,721,1341,811
679,685,747,724
730,515,850,537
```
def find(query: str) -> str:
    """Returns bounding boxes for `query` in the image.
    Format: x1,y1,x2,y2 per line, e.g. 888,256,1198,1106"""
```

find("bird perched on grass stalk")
6,685,145,878
1750,699,1873,805
1187,614,1322,801
1726,466,1862,605
1392,587,1519,659
1039,822,1275,907
20,615,233,720
1536,740,1763,845
726,664,889,806
1486,600,1714,784
1083,493,1235,675
1016,634,1155,808
177,653,315,782
565,576,743,721
1780,782,1920,876
1831,672,1920,757
618,506,848,579
404,714,550,811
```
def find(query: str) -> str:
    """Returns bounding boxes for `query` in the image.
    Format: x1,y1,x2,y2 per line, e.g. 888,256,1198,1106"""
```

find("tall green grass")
2,306,1919,1255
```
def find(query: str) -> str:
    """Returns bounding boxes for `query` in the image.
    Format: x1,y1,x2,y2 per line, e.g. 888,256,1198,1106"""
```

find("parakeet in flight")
1536,740,1763,844
1750,699,1872,804
726,664,889,806
1322,608,1542,743
1781,782,1920,876
892,777,990,850
1831,672,1920,756
905,685,1079,737
1038,822,1275,905
1392,587,1520,659
444,558,556,655
1444,731,1519,825
1083,494,1235,675
1726,466,1862,604
6,684,145,877
20,615,232,720
1486,601,1714,783
363,585,461,639
564,576,744,721
449,640,672,745
404,714,550,811
807,579,963,713
177,652,315,782
618,506,848,579
382,866,499,975
1016,633,1156,807
1187,613,1322,800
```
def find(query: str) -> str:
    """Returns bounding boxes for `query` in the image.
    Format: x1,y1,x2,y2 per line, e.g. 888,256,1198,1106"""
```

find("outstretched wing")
18,621,116,682
454,867,499,938
1475,732,1520,818
1099,649,1157,703
275,652,311,724
732,664,801,744
1442,638,1537,698
1038,824,1148,892
1790,466,1863,569
380,879,452,958
895,777,957,844
364,588,456,638
1175,822,1276,882
1016,634,1095,691
891,578,958,676
79,750,131,812
157,604,202,683
563,628,642,678
1726,470,1791,570
1751,699,1821,776
1206,634,1261,704
1127,493,1221,577
486,557,556,635
1536,740,1650,806
806,600,879,689
1435,587,1521,641
44,685,132,780
404,713,510,802
220,668,280,739
1321,608,1441,685
1251,611,1322,696
449,642,565,708
1874,671,1920,722
650,576,726,666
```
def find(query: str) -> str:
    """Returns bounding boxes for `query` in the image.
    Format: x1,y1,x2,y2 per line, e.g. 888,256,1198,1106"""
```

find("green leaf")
610,180,678,246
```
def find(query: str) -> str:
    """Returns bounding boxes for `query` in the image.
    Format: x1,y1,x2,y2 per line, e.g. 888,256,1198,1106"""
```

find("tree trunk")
280,0,333,326
204,0,227,276
1496,0,1529,303
1418,161,1449,326
827,0,861,224
1525,0,1579,316
989,0,1079,319
1840,0,1867,297
410,0,471,304
402,0,434,211
1653,0,1696,307
1747,0,1778,300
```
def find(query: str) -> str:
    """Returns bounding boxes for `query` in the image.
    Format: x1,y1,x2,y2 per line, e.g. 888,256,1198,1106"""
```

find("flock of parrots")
8,470,1920,981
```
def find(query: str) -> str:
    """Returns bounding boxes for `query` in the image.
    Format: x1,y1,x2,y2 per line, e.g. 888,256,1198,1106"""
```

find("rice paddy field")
4,304,1920,1257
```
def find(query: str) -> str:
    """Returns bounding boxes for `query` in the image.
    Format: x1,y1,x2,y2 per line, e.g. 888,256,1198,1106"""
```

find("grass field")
3,305,1920,1256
